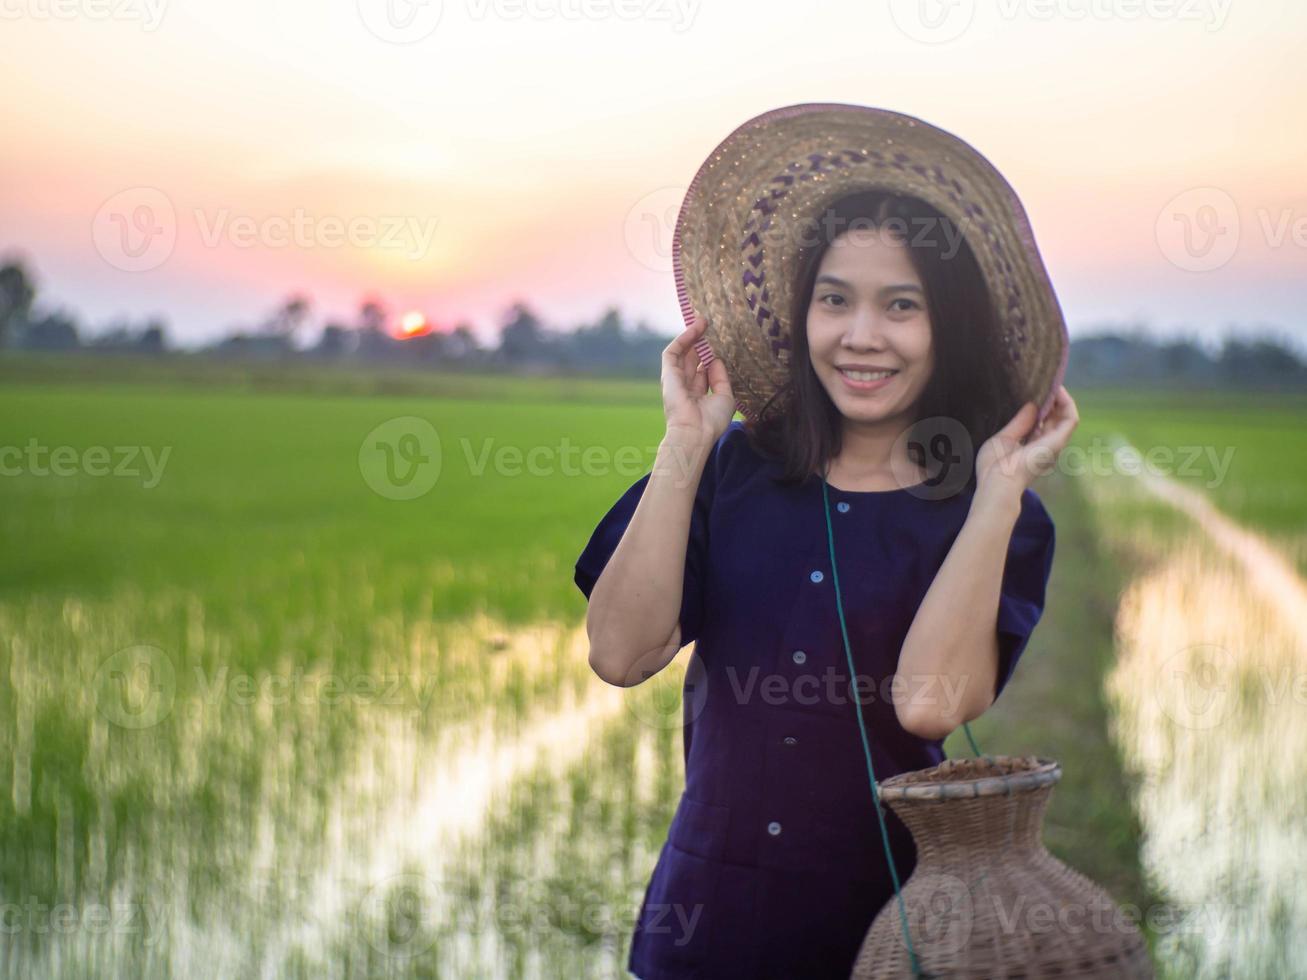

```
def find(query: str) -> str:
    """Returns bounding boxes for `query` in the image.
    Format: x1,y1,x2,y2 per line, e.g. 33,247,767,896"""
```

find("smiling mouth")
837,368,899,381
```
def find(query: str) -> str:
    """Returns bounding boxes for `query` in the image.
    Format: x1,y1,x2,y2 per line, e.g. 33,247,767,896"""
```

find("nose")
841,308,889,350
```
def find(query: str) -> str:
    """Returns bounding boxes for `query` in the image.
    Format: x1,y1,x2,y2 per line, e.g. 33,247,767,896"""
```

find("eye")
889,297,921,313
818,293,846,308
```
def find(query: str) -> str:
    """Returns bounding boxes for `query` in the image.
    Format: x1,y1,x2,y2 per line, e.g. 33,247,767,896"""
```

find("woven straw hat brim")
672,103,1069,427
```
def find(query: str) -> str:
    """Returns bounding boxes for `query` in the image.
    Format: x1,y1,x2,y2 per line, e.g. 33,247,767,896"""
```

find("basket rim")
878,755,1061,801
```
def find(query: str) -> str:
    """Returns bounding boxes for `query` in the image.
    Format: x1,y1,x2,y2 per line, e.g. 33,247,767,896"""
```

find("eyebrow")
814,275,923,293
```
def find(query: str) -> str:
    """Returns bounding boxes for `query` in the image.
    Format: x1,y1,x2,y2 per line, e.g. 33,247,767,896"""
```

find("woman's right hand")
661,311,736,448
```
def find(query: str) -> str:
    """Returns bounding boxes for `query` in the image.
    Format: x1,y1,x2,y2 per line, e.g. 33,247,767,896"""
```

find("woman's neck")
825,419,928,490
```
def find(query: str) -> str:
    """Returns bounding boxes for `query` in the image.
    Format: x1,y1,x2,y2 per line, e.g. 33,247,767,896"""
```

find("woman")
575,105,1078,979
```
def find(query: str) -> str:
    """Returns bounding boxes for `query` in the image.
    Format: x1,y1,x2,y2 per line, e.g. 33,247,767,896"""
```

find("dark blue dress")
573,419,1056,979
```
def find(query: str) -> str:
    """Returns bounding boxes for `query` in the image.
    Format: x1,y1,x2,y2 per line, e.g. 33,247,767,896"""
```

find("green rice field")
1,359,1304,978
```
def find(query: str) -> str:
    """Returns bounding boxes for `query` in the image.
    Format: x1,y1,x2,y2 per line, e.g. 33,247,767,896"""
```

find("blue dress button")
791,650,807,665
767,821,782,836
837,501,850,513
810,570,824,583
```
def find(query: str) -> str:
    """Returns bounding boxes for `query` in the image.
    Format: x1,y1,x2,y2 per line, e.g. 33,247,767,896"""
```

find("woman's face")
805,226,934,425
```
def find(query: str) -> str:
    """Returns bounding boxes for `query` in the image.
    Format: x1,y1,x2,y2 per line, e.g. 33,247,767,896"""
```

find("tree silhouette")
0,258,36,349
316,323,352,358
355,296,392,359
261,294,311,341
22,309,79,350
498,301,550,363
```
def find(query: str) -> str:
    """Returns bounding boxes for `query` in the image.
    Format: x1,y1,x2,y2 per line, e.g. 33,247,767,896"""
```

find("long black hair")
746,188,1019,490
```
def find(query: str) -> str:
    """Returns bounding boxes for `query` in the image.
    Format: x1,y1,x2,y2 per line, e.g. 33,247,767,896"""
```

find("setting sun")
395,311,432,340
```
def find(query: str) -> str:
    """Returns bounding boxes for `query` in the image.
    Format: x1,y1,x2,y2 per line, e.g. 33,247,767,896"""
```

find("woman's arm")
893,487,1022,740
584,434,711,688
894,387,1079,739
585,310,735,688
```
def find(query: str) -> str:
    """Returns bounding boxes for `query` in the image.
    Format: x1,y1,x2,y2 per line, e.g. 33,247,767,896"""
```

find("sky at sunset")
2,0,1304,351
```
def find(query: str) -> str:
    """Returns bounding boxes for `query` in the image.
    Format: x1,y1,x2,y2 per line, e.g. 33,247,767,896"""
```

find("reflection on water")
1,592,679,978
1097,447,1307,978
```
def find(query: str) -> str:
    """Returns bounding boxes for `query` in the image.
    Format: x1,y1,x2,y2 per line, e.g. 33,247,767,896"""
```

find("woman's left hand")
975,386,1079,498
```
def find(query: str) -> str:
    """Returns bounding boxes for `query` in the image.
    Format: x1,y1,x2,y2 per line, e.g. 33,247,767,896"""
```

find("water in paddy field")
0,596,687,979
5,418,1304,980
1092,450,1307,979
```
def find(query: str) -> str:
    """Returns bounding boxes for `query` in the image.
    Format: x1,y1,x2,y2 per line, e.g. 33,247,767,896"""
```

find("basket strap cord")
821,479,988,979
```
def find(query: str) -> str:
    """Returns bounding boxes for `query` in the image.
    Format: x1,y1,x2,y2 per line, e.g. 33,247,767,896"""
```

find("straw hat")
673,102,1069,427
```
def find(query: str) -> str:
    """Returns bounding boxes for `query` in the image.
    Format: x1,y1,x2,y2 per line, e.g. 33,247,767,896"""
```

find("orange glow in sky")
394,310,432,339
1,2,1304,350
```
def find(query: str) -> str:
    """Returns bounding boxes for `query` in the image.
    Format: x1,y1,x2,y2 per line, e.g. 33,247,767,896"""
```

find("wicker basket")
850,756,1153,979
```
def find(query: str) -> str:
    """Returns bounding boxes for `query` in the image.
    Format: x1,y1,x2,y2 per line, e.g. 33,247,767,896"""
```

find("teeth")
840,368,896,381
